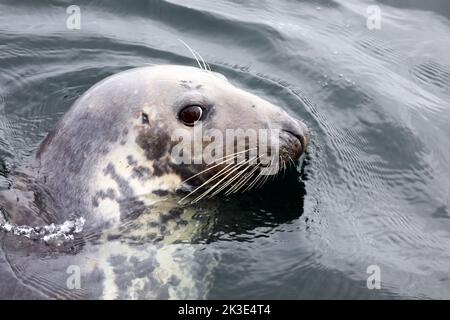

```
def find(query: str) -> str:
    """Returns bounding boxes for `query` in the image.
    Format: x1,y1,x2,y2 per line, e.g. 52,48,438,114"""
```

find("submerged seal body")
0,65,309,299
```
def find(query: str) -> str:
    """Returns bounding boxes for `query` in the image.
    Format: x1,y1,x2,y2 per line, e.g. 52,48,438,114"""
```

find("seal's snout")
279,130,303,163
280,118,309,162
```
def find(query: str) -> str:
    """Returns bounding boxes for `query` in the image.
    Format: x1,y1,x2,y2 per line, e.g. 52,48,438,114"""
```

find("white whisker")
208,155,258,197
243,171,264,193
255,163,275,189
178,162,234,204
225,162,260,195
180,147,257,184
190,156,252,203
194,50,209,72
178,39,203,70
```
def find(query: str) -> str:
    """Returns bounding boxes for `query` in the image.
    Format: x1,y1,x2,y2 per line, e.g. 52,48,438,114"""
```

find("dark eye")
178,105,203,126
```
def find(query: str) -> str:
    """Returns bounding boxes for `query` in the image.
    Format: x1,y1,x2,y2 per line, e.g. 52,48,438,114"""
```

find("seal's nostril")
281,118,309,154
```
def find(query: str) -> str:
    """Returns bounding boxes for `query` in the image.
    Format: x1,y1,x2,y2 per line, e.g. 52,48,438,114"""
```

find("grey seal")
0,64,309,299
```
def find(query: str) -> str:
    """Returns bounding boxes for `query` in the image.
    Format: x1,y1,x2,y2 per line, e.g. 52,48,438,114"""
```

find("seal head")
6,65,310,227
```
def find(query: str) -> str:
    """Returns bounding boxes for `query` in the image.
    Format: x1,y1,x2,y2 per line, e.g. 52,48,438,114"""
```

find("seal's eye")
178,105,203,126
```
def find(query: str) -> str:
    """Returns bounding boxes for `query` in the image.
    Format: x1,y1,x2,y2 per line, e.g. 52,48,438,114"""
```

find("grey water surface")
1,0,450,299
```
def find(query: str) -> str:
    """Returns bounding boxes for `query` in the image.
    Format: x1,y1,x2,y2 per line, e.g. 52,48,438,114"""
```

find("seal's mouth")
174,122,310,204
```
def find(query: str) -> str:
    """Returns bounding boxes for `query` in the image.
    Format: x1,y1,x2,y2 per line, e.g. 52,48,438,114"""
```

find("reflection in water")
0,166,307,299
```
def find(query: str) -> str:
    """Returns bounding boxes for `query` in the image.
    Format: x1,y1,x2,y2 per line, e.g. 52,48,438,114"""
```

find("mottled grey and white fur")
0,65,309,299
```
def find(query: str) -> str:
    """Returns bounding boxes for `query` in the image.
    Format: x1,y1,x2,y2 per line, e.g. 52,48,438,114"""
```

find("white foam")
0,217,85,245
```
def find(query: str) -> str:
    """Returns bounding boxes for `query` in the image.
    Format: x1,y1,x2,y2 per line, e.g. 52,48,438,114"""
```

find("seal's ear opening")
141,112,150,124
